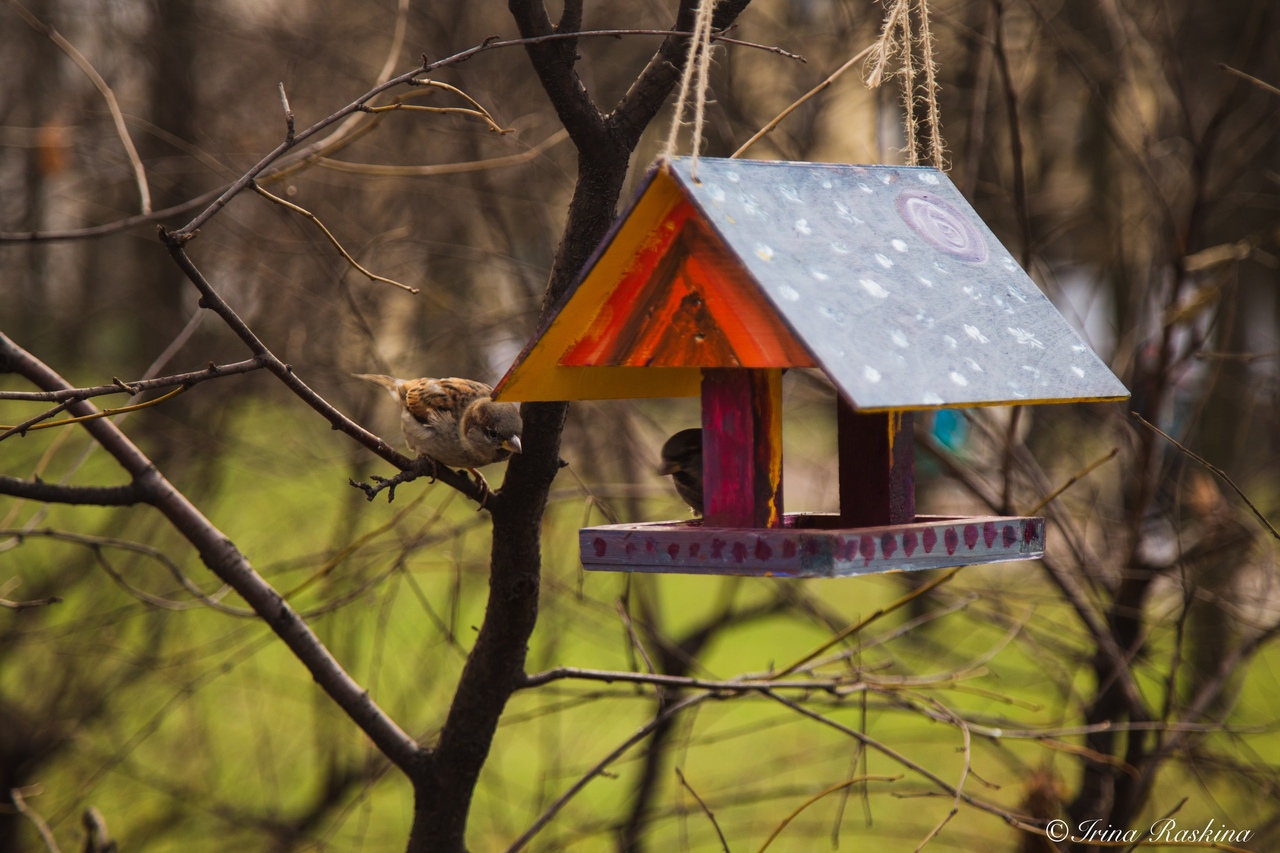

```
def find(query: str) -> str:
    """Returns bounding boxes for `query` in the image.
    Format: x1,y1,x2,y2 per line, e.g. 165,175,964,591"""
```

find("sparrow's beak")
656,459,680,476
502,435,523,454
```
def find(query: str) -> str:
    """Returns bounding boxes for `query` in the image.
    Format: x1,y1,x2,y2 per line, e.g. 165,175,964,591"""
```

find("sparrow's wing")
402,378,493,427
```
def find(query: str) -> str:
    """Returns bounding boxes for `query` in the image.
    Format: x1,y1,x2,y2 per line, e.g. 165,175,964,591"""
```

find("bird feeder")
492,157,1128,577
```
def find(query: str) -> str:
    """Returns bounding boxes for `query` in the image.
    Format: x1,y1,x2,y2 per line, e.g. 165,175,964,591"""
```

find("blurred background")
1,0,1278,850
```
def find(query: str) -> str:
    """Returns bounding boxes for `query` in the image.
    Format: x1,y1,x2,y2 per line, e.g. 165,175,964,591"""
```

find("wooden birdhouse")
493,157,1128,577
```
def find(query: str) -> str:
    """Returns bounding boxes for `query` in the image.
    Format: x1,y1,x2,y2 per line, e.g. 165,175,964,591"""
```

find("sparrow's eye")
484,427,500,441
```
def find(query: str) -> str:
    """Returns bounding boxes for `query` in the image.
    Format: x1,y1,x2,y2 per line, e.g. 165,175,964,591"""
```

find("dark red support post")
701,368,784,528
838,397,914,527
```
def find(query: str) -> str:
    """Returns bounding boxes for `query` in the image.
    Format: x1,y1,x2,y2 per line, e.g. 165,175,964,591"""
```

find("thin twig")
0,357,267,403
7,0,150,214
1218,62,1280,97
503,694,709,852
278,82,295,144
250,182,418,293
1024,447,1119,515
0,528,249,616
1131,412,1279,540
675,768,730,853
769,567,963,678
520,665,866,694
9,787,62,853
732,44,875,159
0,386,187,437
1192,349,1279,363
0,579,62,611
317,127,569,177
756,775,903,852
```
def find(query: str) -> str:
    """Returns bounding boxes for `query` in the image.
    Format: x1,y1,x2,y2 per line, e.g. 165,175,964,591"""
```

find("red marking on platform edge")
593,538,607,558
903,530,918,556
755,539,773,560
881,532,897,559
782,539,797,558
689,542,701,558
944,527,958,555
963,524,979,550
923,528,937,553
859,534,876,566
983,521,997,548
1024,519,1039,544
667,543,680,559
711,539,725,558
1003,524,1018,548
732,542,748,563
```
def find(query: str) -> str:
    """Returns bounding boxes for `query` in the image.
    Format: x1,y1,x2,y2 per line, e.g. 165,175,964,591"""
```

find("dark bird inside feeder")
657,428,703,516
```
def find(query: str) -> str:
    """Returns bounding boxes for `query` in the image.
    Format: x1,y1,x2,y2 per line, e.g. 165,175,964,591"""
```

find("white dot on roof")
963,324,989,344
891,330,909,347
923,392,944,405
820,305,846,324
950,371,969,386
965,357,984,373
880,173,893,184
1007,382,1027,398
891,239,909,253
755,243,774,261
944,335,958,348
810,268,830,281
858,183,873,194
859,278,889,298
831,241,851,254
821,180,833,189
795,218,812,235
864,365,882,382
875,253,894,268
726,171,740,182
1071,365,1086,377
917,275,932,287
780,185,802,203
918,172,940,185
706,184,725,202
778,284,800,301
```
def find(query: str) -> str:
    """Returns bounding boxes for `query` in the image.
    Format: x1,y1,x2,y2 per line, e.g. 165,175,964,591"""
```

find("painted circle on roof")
895,191,988,264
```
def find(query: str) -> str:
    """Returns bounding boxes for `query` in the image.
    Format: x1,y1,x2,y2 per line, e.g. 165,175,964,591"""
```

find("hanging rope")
661,0,718,178
865,0,947,170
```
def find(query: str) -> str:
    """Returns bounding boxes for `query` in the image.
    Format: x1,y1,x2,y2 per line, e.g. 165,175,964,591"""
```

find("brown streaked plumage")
354,374,522,492
657,428,703,516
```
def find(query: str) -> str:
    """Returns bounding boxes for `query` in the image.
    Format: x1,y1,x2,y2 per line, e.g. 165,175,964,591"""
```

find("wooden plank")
838,400,914,527
702,368,784,528
580,514,1045,577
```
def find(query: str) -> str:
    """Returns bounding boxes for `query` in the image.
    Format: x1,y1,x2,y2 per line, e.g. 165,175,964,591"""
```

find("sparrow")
657,428,703,516
354,374,522,495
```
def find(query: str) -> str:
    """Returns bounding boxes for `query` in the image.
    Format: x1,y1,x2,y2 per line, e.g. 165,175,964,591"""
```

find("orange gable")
560,201,815,368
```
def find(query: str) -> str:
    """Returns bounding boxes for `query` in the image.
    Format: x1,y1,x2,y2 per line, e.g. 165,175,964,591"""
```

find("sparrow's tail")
351,373,402,399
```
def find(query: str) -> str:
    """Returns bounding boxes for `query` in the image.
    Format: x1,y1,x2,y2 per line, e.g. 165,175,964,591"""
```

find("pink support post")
701,368,784,528
838,396,915,527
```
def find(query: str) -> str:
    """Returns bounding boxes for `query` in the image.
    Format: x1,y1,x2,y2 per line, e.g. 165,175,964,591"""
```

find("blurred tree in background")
1,0,1278,851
